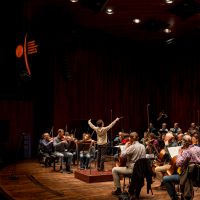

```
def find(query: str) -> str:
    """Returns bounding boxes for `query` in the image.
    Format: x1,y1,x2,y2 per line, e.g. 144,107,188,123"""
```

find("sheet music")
119,145,126,152
114,145,126,151
146,154,155,159
167,146,182,158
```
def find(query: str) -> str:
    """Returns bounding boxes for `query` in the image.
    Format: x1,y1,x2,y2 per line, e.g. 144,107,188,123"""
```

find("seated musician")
170,122,182,137
111,132,146,196
153,131,178,189
148,122,158,136
145,132,160,156
38,132,54,167
66,134,78,165
113,131,123,146
191,133,200,147
188,122,199,135
162,134,200,200
79,133,96,170
158,123,169,135
140,131,148,145
113,132,129,165
53,129,73,173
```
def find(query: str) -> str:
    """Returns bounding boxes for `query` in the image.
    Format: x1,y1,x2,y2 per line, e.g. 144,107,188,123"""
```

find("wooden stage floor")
0,159,200,200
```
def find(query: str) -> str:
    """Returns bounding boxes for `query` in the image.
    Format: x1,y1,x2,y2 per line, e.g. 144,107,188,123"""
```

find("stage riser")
74,170,113,183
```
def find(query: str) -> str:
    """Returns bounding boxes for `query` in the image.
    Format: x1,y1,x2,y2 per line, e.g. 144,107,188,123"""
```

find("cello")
117,145,127,167
166,155,178,175
117,140,133,167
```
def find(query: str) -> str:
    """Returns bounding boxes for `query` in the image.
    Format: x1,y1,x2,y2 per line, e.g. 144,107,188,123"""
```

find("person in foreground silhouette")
111,132,146,196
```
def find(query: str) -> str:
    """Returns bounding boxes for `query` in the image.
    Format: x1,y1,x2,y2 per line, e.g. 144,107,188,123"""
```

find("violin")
43,133,53,142
60,135,67,141
166,155,179,175
60,135,72,143
48,137,53,142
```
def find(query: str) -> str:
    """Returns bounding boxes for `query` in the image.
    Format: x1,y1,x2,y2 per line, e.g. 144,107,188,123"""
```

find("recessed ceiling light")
165,0,173,4
133,18,141,24
70,0,78,3
105,8,114,15
164,28,172,33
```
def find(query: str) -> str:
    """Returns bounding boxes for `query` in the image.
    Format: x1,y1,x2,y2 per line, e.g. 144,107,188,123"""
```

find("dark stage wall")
52,34,200,139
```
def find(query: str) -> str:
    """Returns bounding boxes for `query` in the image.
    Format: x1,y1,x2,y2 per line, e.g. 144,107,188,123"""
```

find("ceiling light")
133,18,141,24
105,8,114,15
165,0,173,4
70,0,78,3
164,28,172,33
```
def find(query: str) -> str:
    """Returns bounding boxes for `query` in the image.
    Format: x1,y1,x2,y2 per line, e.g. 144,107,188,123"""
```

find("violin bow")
50,126,54,138
65,123,68,136
91,130,95,138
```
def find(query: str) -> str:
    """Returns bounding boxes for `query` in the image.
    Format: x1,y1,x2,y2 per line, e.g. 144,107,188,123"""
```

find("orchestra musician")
162,134,200,200
177,132,184,146
148,123,158,136
188,122,199,135
38,132,54,167
170,122,182,137
78,133,96,169
192,133,200,146
158,122,169,135
144,132,160,156
113,132,130,165
65,134,78,165
111,132,146,196
153,132,178,189
53,129,73,173
113,131,130,146
88,117,120,171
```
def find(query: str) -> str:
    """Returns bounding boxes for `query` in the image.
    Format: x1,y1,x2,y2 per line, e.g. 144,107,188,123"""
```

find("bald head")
165,132,174,141
183,134,192,142
182,134,192,148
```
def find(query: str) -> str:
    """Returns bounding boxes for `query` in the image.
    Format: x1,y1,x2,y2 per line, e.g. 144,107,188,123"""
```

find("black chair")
52,152,64,172
188,163,200,188
179,163,200,200
122,174,132,192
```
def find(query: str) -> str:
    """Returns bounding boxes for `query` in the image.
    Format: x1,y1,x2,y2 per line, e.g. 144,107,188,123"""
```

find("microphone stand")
50,126,54,138
110,109,114,156
65,123,68,136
